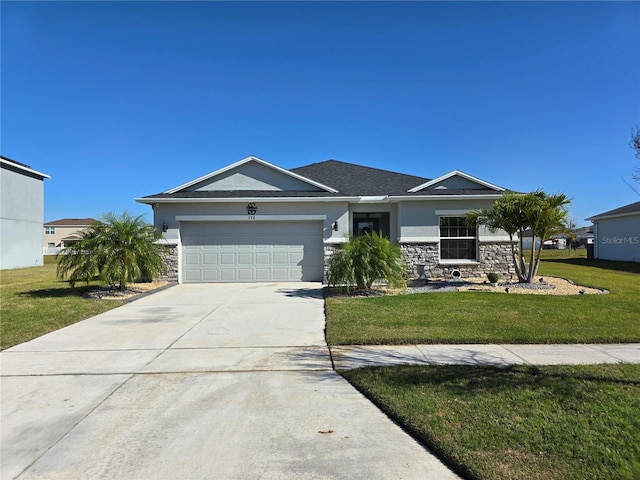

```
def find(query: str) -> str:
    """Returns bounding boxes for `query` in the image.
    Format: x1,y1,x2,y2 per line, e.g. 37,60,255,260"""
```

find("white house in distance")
137,155,515,284
43,218,97,255
586,200,640,262
0,156,50,269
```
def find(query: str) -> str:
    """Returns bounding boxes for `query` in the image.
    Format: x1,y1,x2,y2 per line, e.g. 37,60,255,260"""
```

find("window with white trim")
439,217,477,260
45,226,55,235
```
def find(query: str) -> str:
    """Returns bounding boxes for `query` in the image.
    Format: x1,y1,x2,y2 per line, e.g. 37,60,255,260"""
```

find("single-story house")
136,156,515,283
573,226,594,247
586,201,640,262
43,218,97,254
1,156,50,270
520,231,568,250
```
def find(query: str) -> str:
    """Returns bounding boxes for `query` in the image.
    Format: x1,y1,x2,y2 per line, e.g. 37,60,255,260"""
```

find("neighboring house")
0,156,50,270
573,226,594,248
520,231,568,250
586,201,640,262
136,156,514,284
43,218,97,254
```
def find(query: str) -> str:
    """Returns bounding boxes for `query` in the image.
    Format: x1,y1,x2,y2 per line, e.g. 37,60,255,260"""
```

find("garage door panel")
185,253,202,266
255,253,270,265
220,253,236,265
202,254,219,265
237,269,254,282
219,269,237,282
272,252,289,265
202,270,220,282
184,270,202,282
272,268,289,281
181,221,323,283
237,253,253,265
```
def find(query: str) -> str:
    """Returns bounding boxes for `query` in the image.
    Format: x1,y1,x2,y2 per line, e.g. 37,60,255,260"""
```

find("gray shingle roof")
139,159,503,201
45,218,97,226
290,160,430,196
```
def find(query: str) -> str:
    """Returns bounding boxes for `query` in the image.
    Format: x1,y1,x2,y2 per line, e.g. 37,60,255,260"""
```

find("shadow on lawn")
378,364,640,395
20,285,94,299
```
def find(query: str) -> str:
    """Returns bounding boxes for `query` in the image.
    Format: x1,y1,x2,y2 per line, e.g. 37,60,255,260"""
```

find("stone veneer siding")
161,245,179,282
400,241,514,281
324,241,514,284
323,243,339,283
163,240,513,284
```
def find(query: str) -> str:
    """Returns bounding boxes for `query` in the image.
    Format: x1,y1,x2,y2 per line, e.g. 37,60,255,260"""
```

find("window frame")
45,226,56,235
439,216,478,262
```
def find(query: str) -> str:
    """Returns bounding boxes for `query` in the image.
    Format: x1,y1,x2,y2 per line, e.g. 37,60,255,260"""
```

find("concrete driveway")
1,283,458,480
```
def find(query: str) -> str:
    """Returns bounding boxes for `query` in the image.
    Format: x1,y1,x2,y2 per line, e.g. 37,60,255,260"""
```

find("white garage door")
181,221,324,283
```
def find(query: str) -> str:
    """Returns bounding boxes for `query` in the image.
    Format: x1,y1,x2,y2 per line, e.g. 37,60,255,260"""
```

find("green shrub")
328,232,406,293
487,272,500,283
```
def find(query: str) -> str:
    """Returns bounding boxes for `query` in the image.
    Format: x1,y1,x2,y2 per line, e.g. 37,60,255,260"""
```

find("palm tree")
327,231,406,292
467,191,571,283
466,191,529,282
524,191,570,282
57,212,167,290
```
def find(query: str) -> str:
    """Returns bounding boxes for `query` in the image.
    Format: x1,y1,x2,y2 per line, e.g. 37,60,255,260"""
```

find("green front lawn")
326,259,640,345
334,258,640,479
343,363,640,480
0,257,124,349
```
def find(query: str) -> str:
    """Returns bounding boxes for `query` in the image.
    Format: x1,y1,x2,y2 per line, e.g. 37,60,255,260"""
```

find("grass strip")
342,363,640,480
1,259,123,349
326,259,640,345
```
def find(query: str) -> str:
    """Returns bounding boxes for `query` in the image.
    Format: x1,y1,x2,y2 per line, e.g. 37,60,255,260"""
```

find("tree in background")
57,212,167,290
327,231,406,293
628,126,640,195
467,191,571,283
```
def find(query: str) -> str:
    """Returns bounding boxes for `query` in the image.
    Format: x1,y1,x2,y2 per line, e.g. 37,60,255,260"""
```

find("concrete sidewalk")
1,283,459,480
330,343,640,370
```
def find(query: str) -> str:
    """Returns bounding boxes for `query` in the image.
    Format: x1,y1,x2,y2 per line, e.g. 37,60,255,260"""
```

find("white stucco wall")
149,197,509,248
1,165,46,269
151,200,350,244
592,214,640,262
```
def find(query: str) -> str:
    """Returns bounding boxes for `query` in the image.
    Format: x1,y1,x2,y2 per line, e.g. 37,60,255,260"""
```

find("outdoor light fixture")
162,222,168,232
246,202,258,215
332,221,338,231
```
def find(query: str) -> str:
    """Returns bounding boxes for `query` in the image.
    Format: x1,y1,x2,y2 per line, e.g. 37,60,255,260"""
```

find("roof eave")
135,196,358,204
390,193,504,201
1,158,50,179
586,211,640,222
136,193,504,204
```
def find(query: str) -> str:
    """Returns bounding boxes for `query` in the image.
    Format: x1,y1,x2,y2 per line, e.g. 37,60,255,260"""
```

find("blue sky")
2,1,639,227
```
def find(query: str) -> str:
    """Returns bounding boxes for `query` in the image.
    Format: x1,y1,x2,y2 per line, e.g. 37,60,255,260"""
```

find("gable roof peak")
407,169,505,193
164,155,338,194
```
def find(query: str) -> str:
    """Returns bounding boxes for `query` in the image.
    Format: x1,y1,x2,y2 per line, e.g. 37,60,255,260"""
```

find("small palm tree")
467,191,571,283
524,191,570,282
328,232,406,293
57,212,167,290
